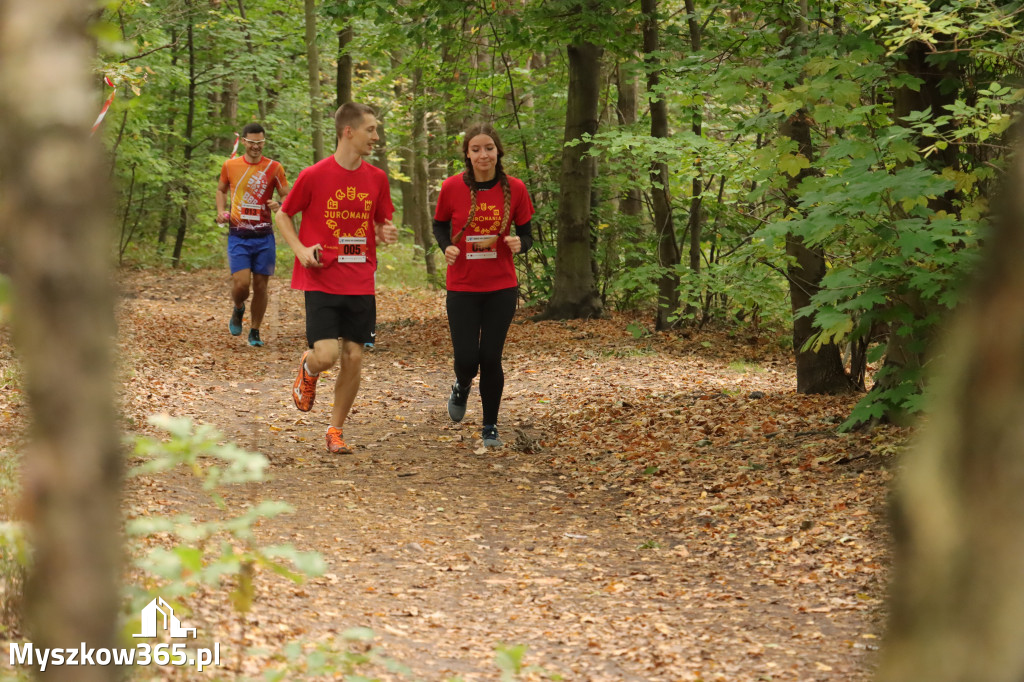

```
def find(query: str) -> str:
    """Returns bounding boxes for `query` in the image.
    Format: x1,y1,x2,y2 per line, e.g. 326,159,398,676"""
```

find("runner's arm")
432,219,453,251
275,210,321,268
513,220,534,254
375,218,398,245
268,177,291,212
433,219,460,265
216,179,231,224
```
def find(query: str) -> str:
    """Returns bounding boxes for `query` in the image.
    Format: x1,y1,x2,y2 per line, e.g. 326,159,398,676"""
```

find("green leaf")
778,153,811,177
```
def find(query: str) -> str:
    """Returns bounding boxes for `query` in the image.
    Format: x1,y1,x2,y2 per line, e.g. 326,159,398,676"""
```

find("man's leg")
250,273,270,330
227,234,253,335
330,339,363,429
307,338,340,374
231,269,252,308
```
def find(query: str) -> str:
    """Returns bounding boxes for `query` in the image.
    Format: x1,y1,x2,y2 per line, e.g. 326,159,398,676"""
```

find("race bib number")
337,236,367,263
466,234,498,260
240,202,263,222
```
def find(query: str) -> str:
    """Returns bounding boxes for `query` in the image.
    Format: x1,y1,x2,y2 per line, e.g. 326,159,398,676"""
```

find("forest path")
117,268,894,682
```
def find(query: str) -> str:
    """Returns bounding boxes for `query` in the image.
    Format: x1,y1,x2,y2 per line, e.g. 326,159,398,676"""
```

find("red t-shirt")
281,157,394,295
433,174,534,292
219,156,288,230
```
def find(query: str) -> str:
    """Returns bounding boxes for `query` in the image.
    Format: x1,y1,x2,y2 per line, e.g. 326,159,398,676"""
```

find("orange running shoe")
292,350,317,411
326,427,352,454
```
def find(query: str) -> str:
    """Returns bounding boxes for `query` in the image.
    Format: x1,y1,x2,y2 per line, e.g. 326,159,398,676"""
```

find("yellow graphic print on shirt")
466,202,501,260
325,186,373,263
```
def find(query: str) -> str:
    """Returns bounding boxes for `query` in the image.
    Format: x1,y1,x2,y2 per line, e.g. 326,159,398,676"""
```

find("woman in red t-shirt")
433,123,535,447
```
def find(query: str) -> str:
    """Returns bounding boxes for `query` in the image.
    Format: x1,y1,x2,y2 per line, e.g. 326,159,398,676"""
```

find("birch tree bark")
0,1,121,679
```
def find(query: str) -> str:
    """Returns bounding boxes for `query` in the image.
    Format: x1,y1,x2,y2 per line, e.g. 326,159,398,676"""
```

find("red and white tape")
229,133,240,158
90,77,116,136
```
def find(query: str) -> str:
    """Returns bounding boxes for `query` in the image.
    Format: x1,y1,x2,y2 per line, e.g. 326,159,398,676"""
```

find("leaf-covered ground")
3,267,905,681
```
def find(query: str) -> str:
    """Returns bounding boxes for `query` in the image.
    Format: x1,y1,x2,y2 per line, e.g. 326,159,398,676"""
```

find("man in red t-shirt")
216,122,290,347
276,102,398,454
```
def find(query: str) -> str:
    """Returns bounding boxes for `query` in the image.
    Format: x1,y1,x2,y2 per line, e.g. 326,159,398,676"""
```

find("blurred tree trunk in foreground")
876,137,1024,682
0,0,121,679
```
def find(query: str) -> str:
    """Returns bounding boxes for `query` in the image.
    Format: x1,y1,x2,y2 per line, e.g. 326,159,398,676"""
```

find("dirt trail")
115,269,890,681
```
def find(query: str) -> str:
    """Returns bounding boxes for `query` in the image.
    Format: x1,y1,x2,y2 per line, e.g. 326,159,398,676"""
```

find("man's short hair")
241,122,265,137
334,103,376,140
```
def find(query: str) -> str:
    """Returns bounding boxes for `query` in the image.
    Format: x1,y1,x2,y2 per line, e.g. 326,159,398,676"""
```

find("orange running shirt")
219,156,288,230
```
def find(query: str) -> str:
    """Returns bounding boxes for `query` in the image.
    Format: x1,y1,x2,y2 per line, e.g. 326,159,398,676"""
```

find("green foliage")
0,275,10,324
495,643,562,681
260,628,413,681
125,416,326,635
0,521,28,635
376,243,433,289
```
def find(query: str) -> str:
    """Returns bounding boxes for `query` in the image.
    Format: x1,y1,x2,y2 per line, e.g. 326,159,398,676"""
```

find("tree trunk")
233,0,267,119
391,54,415,235
400,152,415,233
374,117,391,178
541,40,604,320
867,35,962,422
684,0,704,279
615,62,642,218
156,30,178,254
642,0,680,330
777,0,850,394
875,138,1024,682
172,7,197,267
614,58,646,294
221,79,238,146
780,112,851,394
336,24,352,107
410,69,436,278
304,0,324,163
0,0,121,678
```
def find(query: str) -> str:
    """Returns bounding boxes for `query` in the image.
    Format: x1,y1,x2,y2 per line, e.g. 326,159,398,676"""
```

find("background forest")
97,0,1024,425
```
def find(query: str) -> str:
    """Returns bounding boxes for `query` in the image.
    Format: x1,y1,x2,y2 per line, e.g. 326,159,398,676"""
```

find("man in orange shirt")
216,122,290,346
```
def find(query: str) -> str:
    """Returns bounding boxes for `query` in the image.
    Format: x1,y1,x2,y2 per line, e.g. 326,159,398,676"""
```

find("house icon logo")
133,597,197,639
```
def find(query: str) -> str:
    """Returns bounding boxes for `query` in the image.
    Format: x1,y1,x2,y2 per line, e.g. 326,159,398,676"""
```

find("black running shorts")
303,291,376,347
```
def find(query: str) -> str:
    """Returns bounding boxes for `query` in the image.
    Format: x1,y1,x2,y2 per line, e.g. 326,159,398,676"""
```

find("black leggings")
446,287,517,426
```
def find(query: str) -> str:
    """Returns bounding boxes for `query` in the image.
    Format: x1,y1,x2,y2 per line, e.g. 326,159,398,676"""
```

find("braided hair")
454,123,512,246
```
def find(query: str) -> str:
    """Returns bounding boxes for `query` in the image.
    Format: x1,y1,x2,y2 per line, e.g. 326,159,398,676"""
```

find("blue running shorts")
228,232,276,275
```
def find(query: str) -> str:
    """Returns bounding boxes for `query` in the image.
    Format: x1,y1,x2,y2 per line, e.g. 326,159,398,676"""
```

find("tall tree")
641,0,680,330
875,136,1024,682
865,27,964,422
410,68,436,278
778,0,850,394
336,24,353,107
0,0,121,677
231,0,267,120
683,0,704,285
615,60,642,219
171,0,197,267
543,37,604,319
304,0,325,162
780,110,851,394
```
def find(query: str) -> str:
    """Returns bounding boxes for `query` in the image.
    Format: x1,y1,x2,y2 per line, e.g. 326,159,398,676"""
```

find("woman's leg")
477,288,517,426
446,291,484,389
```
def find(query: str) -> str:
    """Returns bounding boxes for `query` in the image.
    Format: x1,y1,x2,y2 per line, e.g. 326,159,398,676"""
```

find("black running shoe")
229,304,245,336
447,383,470,423
482,424,502,447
